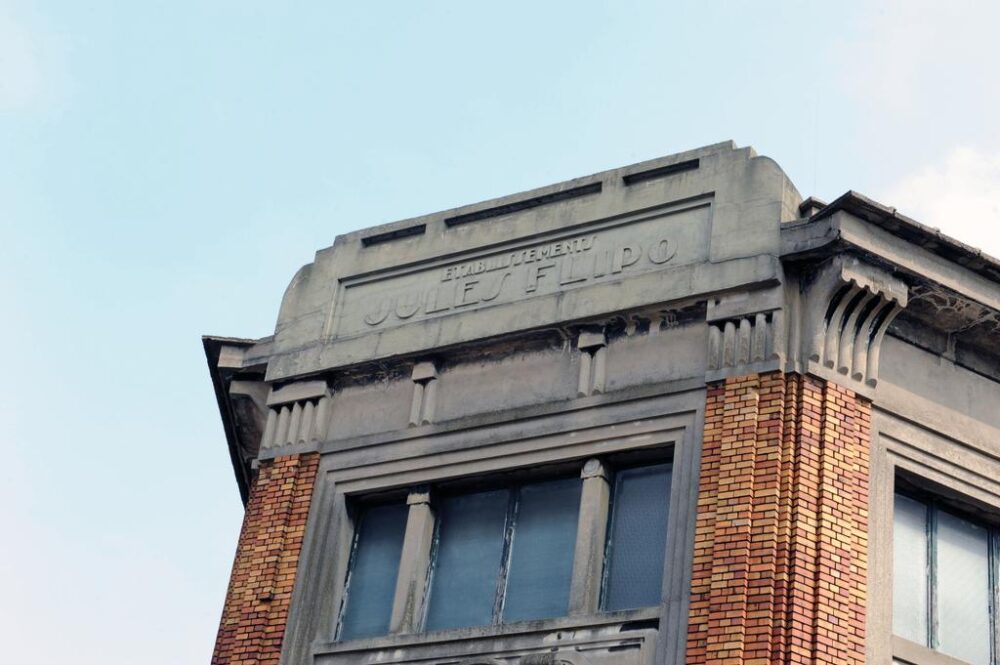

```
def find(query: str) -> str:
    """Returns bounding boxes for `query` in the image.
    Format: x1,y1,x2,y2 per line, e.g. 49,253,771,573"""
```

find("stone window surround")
870,411,1000,665
336,455,665,639
279,388,705,665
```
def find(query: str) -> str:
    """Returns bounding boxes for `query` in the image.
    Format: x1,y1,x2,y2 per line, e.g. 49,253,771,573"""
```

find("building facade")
204,142,1000,665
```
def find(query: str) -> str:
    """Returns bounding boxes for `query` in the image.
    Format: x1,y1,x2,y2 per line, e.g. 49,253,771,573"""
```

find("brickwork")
213,453,320,665
687,372,870,665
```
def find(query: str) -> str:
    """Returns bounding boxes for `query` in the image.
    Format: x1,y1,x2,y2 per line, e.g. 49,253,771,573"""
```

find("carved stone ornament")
797,255,908,388
260,380,333,450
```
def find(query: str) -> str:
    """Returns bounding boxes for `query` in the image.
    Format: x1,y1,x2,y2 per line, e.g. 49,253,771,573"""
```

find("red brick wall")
212,453,320,665
687,373,870,665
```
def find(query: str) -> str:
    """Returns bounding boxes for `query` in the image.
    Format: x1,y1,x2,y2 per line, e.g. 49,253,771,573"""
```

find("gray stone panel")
327,374,413,440
434,343,579,423
266,142,801,382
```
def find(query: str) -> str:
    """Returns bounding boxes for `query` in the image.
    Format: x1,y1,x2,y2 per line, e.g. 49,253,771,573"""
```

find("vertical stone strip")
686,373,869,665
212,453,320,665
687,383,725,662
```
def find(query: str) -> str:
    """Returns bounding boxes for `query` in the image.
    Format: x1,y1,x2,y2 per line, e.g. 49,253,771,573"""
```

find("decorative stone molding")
260,380,332,450
707,312,775,371
314,625,651,665
449,648,602,665
705,289,783,381
576,330,607,397
798,256,907,388
409,361,439,426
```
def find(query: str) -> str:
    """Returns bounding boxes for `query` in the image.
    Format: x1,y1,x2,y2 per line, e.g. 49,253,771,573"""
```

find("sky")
0,1,998,663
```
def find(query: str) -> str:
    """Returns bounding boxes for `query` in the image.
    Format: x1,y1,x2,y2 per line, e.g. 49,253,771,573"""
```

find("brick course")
687,372,870,665
212,453,320,665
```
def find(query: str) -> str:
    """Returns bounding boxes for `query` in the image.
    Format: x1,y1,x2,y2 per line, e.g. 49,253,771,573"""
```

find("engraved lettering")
612,245,640,273
342,205,706,335
363,298,392,326
593,249,611,278
648,237,676,264
395,291,421,319
425,283,453,314
525,261,557,293
481,271,511,302
457,279,480,306
560,255,588,285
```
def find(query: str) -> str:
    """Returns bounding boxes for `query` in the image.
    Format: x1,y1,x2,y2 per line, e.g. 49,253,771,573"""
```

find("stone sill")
312,607,660,657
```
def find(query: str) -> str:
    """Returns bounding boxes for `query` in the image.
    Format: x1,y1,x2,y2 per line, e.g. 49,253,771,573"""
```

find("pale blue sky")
1,1,998,663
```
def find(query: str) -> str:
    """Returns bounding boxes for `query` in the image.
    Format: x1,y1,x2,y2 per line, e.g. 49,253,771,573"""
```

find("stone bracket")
800,256,908,390
409,360,439,426
577,329,607,397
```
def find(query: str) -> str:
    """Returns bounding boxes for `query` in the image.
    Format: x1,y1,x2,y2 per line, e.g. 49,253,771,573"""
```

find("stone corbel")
409,361,439,426
260,380,333,450
798,255,908,389
226,379,270,461
576,329,607,397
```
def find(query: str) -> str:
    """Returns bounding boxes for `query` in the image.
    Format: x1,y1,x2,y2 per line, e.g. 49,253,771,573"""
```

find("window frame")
421,474,583,630
333,452,676,641
334,495,410,641
599,460,674,612
893,484,1000,665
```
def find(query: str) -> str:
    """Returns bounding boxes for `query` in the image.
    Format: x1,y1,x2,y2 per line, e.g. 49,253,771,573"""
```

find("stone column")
568,458,611,615
389,487,436,634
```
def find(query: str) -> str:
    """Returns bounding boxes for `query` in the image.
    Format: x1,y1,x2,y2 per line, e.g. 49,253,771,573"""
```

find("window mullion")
991,528,999,665
928,501,938,650
334,510,364,640
493,487,519,625
388,488,436,635
568,458,611,615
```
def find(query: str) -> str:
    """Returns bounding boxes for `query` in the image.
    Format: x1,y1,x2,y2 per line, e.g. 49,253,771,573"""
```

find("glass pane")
603,463,672,611
936,509,991,665
424,489,510,631
892,493,928,646
339,503,408,640
503,478,582,623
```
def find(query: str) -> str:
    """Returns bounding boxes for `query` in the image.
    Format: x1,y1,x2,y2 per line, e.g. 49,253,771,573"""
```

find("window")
336,457,674,641
602,463,672,611
338,503,408,640
893,490,1000,665
424,477,582,630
